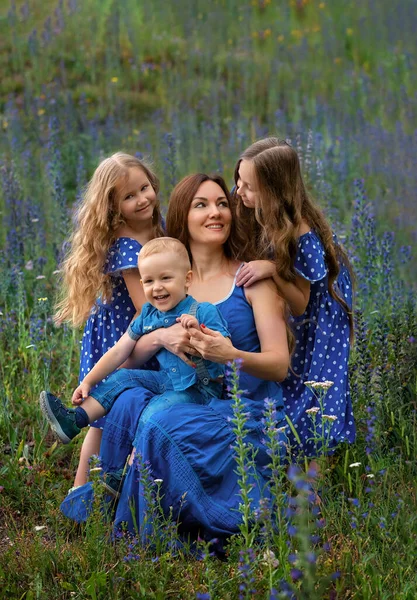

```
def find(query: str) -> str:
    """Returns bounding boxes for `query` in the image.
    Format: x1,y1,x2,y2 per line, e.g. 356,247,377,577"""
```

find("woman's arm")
122,323,195,369
236,261,310,316
189,279,290,382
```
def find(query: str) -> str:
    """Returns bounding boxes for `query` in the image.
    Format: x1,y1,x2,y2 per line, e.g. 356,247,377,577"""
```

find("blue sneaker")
40,391,81,444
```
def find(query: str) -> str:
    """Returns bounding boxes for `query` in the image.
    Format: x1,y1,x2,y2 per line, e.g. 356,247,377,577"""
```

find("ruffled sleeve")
104,238,142,275
294,231,327,282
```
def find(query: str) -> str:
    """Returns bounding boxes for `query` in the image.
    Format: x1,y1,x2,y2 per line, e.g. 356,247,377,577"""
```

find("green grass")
0,0,416,598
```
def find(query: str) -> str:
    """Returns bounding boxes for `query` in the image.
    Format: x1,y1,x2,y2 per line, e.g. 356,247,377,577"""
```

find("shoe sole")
39,391,72,444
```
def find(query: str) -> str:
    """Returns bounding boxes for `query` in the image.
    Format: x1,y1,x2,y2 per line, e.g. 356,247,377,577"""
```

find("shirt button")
164,319,169,323
171,368,177,372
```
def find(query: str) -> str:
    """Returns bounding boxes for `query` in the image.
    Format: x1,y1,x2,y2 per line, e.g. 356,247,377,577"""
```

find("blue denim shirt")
127,295,230,392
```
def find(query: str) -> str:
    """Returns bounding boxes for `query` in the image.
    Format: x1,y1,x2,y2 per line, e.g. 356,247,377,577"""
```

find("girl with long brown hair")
55,152,164,489
234,137,355,456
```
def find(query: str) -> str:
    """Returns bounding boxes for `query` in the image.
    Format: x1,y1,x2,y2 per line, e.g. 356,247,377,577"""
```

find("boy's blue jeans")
91,368,222,427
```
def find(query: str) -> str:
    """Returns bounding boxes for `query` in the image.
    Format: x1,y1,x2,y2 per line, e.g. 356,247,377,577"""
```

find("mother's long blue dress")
61,268,286,540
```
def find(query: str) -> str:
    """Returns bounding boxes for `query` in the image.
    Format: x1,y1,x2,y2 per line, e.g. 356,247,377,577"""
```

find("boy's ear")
140,279,144,287
185,270,193,289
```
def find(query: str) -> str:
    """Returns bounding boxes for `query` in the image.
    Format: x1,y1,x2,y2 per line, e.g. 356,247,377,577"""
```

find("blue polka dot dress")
79,237,142,428
283,231,355,456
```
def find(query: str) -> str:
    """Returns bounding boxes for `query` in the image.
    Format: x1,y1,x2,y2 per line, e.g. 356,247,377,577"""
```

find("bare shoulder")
245,278,284,308
298,221,311,236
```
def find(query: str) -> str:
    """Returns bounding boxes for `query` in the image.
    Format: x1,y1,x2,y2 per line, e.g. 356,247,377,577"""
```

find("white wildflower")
262,549,279,568
366,474,375,478
154,478,163,484
349,462,361,468
34,525,47,532
306,407,320,415
322,414,337,422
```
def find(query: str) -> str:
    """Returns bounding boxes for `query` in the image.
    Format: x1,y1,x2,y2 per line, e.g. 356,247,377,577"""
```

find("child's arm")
270,271,311,316
72,332,137,404
236,260,310,316
177,314,200,331
122,269,147,319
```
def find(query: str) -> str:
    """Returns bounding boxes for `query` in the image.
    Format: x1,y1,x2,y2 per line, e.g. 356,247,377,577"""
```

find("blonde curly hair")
55,152,164,326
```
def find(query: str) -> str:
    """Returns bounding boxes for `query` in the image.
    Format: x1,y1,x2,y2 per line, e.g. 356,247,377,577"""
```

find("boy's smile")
139,251,192,312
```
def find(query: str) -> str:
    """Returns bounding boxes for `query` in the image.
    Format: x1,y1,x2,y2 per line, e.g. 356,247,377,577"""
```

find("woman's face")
187,180,232,246
236,159,259,209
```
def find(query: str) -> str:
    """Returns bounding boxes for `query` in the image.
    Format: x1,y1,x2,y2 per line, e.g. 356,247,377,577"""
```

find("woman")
62,174,291,543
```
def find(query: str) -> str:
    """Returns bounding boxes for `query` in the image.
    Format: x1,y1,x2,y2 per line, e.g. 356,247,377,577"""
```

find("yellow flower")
334,57,342,64
277,34,285,42
319,2,325,8
2,119,8,129
38,297,48,303
38,109,45,116
111,77,118,83
346,28,353,36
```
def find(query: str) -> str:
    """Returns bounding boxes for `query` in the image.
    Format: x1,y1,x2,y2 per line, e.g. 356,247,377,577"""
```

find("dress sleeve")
104,238,142,275
197,303,231,338
294,233,327,282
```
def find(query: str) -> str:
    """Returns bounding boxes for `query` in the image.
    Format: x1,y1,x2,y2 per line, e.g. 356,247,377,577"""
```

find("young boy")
40,237,230,444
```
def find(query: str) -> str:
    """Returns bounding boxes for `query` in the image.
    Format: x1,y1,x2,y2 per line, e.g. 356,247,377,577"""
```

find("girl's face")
236,159,259,209
117,167,157,225
187,180,232,246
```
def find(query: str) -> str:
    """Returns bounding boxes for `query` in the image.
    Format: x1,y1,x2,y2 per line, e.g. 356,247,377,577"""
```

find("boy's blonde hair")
138,237,191,272
55,152,163,326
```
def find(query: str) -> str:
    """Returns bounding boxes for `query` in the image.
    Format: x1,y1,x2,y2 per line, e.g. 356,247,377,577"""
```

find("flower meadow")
0,0,416,598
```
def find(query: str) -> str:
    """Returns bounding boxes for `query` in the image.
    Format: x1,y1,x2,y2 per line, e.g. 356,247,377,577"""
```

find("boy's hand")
71,382,91,405
177,314,200,331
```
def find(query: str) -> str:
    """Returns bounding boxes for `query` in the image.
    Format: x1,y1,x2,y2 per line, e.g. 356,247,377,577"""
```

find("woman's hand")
235,260,276,288
189,326,234,364
158,323,198,367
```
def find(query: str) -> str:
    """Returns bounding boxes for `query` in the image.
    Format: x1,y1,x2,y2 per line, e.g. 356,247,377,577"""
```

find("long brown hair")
167,172,296,354
166,173,246,261
55,152,164,326
234,138,354,337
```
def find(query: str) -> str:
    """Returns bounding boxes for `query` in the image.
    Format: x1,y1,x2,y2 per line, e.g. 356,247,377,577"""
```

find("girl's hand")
189,325,234,364
235,260,276,288
72,382,91,405
177,314,200,331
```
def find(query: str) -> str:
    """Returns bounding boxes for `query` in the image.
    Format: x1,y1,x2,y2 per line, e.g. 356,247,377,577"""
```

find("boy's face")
139,252,192,312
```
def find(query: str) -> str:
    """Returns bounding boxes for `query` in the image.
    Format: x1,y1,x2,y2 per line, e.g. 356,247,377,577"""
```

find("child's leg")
73,427,103,487
40,370,166,444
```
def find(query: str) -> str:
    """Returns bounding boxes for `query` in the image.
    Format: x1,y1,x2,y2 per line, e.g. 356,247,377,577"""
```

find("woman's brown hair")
166,173,246,261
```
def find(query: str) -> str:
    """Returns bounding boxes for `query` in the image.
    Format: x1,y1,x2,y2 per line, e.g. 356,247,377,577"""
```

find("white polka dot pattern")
283,231,355,456
79,238,142,429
